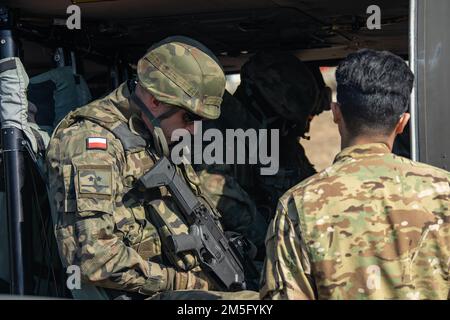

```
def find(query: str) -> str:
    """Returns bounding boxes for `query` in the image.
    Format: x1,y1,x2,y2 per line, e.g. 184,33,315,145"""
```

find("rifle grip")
166,234,198,254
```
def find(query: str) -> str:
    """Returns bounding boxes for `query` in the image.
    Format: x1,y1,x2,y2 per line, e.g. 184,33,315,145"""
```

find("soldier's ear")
395,113,410,135
136,84,159,111
331,102,342,125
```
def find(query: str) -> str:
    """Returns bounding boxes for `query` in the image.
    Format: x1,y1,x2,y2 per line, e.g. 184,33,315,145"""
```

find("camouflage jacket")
261,143,450,300
46,82,216,297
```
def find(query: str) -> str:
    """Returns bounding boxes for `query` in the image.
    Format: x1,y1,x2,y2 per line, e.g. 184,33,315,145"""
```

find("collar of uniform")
333,143,391,163
106,82,142,121
128,114,151,141
105,82,152,141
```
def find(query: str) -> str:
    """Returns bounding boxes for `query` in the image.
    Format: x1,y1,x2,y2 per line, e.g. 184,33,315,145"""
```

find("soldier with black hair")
261,49,450,300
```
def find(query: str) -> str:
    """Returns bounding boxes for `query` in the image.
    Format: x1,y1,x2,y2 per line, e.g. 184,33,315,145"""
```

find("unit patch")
77,165,113,197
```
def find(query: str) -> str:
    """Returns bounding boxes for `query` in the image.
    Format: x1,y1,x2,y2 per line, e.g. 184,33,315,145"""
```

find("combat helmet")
238,51,329,136
131,36,226,156
137,36,226,120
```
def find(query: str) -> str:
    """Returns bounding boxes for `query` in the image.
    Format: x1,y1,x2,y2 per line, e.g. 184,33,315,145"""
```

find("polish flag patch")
86,137,107,150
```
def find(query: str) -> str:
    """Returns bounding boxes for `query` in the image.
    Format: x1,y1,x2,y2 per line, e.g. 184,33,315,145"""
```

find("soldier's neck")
341,134,395,152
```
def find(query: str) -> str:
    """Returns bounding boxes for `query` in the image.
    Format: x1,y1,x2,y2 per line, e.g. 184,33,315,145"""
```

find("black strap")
157,108,180,121
0,59,17,73
111,123,147,152
130,93,180,126
130,93,160,126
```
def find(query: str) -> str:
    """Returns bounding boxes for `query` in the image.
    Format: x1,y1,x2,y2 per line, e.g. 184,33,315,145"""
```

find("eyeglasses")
159,102,205,124
182,110,204,123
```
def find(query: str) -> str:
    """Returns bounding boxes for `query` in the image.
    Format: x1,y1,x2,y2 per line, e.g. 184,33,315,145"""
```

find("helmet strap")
129,93,171,157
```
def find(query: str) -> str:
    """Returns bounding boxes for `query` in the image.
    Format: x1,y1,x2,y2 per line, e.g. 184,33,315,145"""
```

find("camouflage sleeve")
47,128,207,294
260,198,316,300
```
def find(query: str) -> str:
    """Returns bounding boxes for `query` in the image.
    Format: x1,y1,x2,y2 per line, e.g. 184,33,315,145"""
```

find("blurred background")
226,66,340,172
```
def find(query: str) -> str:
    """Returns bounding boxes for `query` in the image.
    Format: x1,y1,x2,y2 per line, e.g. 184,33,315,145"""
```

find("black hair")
336,49,414,135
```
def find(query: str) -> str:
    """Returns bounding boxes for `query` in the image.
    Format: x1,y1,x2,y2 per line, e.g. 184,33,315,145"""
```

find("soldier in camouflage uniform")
196,51,332,260
261,49,450,300
46,36,257,299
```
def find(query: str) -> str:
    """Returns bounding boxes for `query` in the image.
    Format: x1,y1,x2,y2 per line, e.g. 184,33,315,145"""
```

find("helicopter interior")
0,0,411,297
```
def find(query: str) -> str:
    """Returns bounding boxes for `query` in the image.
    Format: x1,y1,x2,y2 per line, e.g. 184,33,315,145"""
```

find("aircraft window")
301,66,340,172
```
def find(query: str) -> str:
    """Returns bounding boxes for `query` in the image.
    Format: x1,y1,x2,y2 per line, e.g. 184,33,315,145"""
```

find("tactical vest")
54,92,220,272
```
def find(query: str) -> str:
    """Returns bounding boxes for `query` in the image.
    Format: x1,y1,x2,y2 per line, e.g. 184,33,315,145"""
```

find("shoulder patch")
86,137,107,150
77,164,112,198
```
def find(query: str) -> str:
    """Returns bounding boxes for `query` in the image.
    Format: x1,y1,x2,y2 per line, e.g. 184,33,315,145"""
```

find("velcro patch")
86,137,107,150
77,165,112,197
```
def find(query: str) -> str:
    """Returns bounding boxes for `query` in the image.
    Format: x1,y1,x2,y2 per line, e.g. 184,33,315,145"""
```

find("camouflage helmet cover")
240,51,323,125
137,36,226,120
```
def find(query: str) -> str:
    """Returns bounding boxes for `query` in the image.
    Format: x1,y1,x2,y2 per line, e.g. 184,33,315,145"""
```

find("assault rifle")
138,156,255,291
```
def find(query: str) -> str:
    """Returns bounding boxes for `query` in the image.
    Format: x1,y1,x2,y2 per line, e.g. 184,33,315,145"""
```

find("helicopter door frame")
410,0,450,171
